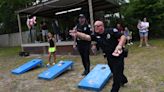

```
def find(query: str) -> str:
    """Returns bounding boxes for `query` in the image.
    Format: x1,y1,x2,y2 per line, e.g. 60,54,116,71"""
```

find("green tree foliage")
121,0,164,38
0,0,35,34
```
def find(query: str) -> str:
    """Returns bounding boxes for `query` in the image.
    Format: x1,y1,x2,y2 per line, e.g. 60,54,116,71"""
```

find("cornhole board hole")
11,59,43,75
78,64,112,91
38,60,73,80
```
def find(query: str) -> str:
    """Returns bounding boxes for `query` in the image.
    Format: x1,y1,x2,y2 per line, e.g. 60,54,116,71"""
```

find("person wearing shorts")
139,31,148,37
47,32,56,66
124,27,133,45
137,18,150,47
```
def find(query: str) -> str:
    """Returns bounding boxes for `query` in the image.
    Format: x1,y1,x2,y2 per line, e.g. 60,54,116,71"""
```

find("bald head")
94,20,104,34
94,21,104,26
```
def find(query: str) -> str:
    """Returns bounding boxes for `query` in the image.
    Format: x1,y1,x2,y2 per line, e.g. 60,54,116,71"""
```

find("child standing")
124,27,133,45
47,32,56,66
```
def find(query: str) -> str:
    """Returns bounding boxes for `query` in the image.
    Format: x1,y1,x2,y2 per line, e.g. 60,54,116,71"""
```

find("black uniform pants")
106,53,127,92
77,44,90,73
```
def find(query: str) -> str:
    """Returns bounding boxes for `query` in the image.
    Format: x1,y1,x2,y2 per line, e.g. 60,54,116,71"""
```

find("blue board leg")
40,62,44,67
67,64,73,70
71,65,73,70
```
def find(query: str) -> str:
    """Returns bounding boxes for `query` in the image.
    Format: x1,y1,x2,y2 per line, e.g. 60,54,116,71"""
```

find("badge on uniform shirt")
113,28,118,32
96,36,101,39
84,27,87,31
106,34,111,39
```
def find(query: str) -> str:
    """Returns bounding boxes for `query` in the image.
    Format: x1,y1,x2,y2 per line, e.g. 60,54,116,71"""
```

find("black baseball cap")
79,14,85,18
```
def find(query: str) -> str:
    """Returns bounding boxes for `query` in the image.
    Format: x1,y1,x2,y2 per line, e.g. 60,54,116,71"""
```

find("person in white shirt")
137,18,150,47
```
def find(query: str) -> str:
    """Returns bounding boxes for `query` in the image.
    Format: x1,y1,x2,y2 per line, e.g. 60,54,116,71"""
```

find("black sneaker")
81,71,89,76
120,80,128,87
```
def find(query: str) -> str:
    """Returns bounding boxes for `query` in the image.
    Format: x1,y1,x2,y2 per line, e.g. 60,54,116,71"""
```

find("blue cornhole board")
78,64,112,91
38,60,73,80
11,59,43,75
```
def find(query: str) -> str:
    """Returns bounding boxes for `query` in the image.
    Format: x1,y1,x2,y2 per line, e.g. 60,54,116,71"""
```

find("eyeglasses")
94,25,103,27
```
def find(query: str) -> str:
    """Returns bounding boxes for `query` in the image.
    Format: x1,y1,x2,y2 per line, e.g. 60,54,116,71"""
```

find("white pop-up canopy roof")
16,0,120,17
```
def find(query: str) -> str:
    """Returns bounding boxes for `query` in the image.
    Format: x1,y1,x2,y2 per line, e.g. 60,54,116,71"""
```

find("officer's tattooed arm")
69,30,91,41
118,35,126,48
112,35,126,56
72,26,77,48
73,34,76,49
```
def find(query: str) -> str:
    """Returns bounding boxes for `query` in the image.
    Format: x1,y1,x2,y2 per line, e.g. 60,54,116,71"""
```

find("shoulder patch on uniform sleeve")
84,27,87,31
88,24,91,28
106,34,111,39
113,28,118,32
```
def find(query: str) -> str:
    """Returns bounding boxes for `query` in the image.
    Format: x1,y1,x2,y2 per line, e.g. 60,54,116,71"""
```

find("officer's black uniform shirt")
76,23,91,45
91,28,123,54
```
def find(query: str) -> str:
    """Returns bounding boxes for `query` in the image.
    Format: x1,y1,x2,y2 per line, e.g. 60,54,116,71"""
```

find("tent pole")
17,14,24,51
88,0,94,32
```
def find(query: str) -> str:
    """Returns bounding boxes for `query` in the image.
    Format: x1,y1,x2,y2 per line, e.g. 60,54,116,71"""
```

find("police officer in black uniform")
72,14,92,76
70,20,128,92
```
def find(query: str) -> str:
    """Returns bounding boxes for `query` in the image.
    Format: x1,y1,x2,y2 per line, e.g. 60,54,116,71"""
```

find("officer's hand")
73,44,77,50
112,45,122,56
69,30,77,37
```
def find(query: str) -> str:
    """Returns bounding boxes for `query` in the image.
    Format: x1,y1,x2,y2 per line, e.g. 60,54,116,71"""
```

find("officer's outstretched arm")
76,31,91,41
69,30,91,41
118,35,126,47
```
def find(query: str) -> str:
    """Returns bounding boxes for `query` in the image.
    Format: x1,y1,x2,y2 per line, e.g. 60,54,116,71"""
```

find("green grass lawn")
0,46,21,57
0,39,164,92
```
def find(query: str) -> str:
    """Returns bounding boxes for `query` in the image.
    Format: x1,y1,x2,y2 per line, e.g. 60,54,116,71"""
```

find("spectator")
52,20,61,42
47,32,56,66
124,27,133,45
116,23,124,33
137,18,150,47
41,21,48,42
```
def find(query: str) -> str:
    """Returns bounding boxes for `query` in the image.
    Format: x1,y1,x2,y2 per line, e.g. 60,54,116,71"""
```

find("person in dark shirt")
47,32,56,66
52,20,61,42
69,20,128,92
116,23,124,33
71,14,92,76
41,21,48,42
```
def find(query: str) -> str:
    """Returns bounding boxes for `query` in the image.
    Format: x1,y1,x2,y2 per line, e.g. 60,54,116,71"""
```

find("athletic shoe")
120,80,128,87
81,71,89,76
146,44,150,47
138,45,142,47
